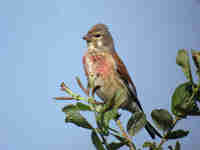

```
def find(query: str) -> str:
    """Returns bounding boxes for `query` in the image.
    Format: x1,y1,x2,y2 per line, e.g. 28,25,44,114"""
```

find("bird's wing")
111,50,144,111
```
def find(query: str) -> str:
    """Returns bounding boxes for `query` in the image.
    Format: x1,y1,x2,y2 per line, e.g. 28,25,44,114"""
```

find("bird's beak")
83,34,91,41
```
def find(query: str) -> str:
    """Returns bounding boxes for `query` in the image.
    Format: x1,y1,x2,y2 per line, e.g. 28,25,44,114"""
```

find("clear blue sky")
1,0,200,150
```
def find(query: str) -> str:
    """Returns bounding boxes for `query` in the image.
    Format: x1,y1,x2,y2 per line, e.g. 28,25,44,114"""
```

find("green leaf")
175,141,180,150
175,100,200,116
95,114,109,136
103,109,118,127
76,102,92,111
65,110,93,129
108,142,125,150
63,104,92,129
165,129,189,139
62,104,79,113
95,108,118,136
62,103,92,113
191,49,200,70
143,141,156,149
192,49,200,86
151,109,174,131
127,112,147,136
62,103,94,129
176,49,192,81
143,142,162,150
91,131,105,150
171,82,200,117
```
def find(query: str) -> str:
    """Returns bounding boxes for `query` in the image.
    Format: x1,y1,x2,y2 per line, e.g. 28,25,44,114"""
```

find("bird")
82,24,161,139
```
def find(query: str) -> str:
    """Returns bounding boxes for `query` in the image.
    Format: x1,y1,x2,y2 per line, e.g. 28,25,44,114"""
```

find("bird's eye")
94,34,101,38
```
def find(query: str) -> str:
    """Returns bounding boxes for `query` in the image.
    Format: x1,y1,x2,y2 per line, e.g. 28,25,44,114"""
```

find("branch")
75,76,90,96
53,97,74,100
115,119,135,150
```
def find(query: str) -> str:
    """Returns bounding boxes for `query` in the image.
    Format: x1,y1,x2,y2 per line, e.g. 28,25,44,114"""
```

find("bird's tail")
145,121,162,139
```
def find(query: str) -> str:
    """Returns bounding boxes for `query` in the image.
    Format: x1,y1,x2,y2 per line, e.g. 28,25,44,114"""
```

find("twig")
59,82,91,103
172,117,180,126
76,76,90,96
158,138,167,149
115,119,135,150
75,78,104,105
53,97,74,100
99,133,111,150
56,82,104,106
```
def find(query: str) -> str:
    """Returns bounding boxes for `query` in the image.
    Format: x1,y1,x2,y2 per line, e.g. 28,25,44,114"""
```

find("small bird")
82,24,161,139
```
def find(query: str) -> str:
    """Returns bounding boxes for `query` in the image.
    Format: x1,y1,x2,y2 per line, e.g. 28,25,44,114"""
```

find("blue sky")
1,0,200,150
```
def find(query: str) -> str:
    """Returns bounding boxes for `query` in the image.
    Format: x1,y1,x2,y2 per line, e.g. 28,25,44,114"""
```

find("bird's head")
83,24,114,51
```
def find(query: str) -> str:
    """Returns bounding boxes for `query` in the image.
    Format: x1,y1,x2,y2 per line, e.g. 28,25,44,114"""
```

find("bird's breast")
83,50,129,106
83,50,115,78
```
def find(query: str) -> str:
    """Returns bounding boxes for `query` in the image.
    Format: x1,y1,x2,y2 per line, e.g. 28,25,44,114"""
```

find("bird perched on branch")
82,24,161,139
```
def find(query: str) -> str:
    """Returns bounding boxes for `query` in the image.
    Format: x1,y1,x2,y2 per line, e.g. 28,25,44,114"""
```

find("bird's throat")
87,40,104,50
87,42,96,50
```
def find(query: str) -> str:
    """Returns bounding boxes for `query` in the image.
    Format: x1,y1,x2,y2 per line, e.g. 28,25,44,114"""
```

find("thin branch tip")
75,76,90,96
54,97,74,100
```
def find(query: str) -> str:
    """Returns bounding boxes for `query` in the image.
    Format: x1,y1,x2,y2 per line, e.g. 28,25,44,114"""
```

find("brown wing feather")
111,50,144,111
111,51,136,94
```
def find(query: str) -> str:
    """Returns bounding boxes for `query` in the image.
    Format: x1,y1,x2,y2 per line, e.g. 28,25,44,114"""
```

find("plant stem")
99,133,111,150
76,76,90,96
115,119,135,150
